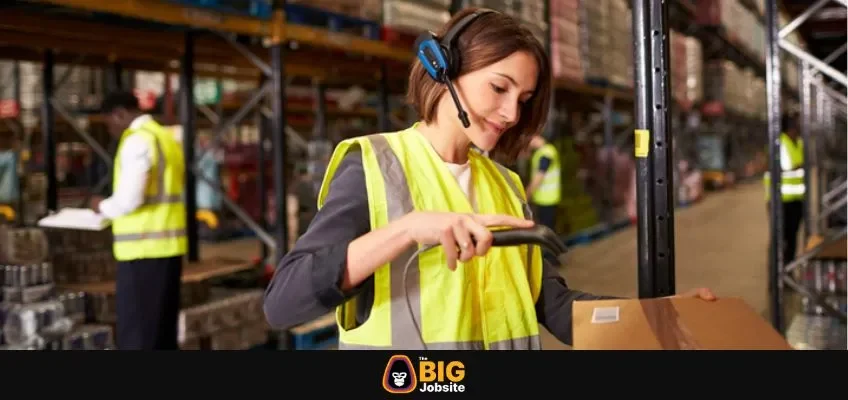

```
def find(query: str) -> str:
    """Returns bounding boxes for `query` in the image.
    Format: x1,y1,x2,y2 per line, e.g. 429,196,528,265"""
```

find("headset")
413,9,498,129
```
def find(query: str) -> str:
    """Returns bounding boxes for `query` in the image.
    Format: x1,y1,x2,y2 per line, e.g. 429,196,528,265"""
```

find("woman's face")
453,50,538,152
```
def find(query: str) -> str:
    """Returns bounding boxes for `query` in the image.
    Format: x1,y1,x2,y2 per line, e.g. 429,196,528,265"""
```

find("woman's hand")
672,287,717,301
403,211,535,271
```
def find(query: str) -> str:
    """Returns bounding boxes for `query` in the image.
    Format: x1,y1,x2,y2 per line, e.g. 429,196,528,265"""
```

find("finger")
452,221,474,263
698,288,717,301
440,229,458,271
474,213,535,228
463,217,493,256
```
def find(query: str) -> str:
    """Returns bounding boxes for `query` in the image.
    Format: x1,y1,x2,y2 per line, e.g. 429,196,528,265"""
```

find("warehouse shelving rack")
0,0,656,262
762,0,847,347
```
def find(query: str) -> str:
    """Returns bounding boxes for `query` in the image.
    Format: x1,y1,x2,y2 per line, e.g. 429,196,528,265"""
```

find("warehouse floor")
200,181,774,350
542,180,773,349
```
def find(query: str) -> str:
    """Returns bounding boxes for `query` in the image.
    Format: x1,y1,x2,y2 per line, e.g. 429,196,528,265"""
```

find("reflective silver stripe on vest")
338,135,541,350
139,128,183,206
113,228,187,242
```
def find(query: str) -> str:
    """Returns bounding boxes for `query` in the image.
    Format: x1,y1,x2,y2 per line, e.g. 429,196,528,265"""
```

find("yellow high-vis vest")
111,120,187,261
530,143,561,206
317,126,544,350
763,132,805,202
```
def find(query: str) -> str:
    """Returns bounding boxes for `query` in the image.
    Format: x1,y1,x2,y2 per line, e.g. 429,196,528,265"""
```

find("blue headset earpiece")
413,9,497,128
414,33,450,83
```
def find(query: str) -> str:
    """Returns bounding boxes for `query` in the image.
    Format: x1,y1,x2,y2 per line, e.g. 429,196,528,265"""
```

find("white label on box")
591,306,620,324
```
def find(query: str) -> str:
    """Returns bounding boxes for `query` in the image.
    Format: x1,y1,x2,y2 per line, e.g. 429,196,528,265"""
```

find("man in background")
525,134,561,231
764,114,805,264
91,91,187,350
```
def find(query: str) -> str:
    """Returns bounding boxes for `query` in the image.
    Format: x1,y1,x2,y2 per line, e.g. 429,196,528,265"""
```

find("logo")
382,355,466,394
383,355,417,394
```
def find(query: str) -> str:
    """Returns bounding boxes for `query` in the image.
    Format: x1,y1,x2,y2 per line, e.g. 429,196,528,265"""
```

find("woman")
263,8,715,350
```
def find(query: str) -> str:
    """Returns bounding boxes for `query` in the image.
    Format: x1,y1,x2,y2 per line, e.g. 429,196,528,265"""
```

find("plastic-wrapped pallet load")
579,0,610,84
550,0,583,82
670,30,689,108
383,0,451,35
684,36,704,107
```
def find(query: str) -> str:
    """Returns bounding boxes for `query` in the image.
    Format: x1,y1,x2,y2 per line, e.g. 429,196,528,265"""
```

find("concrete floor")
201,181,773,350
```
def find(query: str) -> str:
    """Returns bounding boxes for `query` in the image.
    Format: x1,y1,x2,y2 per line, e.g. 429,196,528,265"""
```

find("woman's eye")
490,84,507,94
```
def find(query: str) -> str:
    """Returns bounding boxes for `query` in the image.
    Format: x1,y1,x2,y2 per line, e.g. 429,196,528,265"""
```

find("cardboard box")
572,297,793,350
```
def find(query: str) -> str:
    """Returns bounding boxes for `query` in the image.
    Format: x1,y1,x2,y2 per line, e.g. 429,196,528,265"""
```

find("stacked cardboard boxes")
606,0,631,88
684,36,704,107
670,30,689,107
550,0,583,82
461,0,549,46
382,0,451,34
579,0,609,84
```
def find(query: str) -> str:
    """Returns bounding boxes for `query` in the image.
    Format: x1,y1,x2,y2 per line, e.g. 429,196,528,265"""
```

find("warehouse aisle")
541,181,772,349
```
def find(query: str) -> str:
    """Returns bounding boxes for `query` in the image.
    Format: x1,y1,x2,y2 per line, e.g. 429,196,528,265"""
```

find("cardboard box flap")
573,297,793,350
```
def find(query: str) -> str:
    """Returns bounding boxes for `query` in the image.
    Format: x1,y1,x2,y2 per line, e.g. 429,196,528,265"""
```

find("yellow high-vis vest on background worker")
318,126,544,350
530,143,561,206
763,132,805,203
111,120,187,261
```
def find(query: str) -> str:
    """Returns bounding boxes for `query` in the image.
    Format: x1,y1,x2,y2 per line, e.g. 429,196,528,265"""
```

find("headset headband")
439,9,496,51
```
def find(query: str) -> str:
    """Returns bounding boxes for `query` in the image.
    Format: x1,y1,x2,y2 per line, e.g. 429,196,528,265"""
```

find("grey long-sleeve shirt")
263,150,616,347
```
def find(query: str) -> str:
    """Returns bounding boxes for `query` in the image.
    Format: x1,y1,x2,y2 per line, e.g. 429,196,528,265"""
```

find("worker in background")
90,91,187,350
763,114,805,264
525,134,561,231
263,8,716,350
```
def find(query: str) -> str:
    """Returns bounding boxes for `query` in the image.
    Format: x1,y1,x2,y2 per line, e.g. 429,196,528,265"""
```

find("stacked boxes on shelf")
5,61,104,130
695,0,803,90
579,0,609,85
684,36,704,107
670,31,705,110
0,226,113,350
288,0,381,21
550,0,583,82
462,0,549,47
606,0,631,88
670,30,689,108
382,0,451,35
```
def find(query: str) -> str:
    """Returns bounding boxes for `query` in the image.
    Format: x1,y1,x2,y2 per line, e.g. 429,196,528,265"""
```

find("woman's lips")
485,121,505,135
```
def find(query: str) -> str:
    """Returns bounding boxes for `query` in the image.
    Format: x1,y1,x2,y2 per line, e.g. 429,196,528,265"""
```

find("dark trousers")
116,256,183,350
533,204,558,232
782,200,804,263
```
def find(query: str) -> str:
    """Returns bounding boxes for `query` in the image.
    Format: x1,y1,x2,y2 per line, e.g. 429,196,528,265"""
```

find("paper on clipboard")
37,208,111,231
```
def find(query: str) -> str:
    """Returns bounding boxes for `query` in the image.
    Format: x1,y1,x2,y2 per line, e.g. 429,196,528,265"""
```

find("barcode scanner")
402,225,569,350
414,9,498,129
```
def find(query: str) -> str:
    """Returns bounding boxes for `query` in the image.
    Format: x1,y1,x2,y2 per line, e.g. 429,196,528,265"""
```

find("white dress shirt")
98,115,156,220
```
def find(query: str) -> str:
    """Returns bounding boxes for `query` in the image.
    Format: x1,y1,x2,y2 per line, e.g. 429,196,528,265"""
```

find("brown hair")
406,7,552,163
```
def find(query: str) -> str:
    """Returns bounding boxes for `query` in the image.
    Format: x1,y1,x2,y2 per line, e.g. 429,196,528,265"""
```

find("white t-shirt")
444,161,475,210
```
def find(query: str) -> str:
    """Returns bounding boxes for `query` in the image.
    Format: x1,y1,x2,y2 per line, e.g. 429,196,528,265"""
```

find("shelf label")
634,129,650,158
